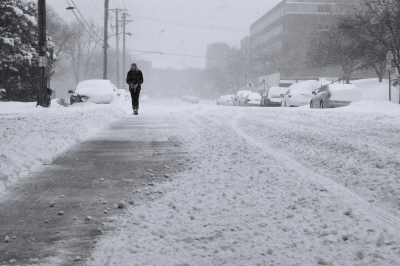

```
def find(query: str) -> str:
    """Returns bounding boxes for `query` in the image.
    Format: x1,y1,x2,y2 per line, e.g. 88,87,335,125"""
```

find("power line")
65,0,103,47
69,0,104,42
122,0,128,10
131,15,250,32
127,48,231,59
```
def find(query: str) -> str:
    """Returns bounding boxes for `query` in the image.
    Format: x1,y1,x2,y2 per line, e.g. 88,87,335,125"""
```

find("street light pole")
109,8,127,89
37,0,47,107
103,0,109,79
120,13,132,91
387,51,393,102
116,9,119,89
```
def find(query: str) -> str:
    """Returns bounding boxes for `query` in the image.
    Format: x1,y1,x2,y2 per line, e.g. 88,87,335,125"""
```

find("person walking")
126,63,144,115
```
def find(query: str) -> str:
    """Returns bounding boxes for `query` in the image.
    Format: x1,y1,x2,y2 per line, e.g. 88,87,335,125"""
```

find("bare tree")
352,0,400,71
306,23,367,84
63,21,102,84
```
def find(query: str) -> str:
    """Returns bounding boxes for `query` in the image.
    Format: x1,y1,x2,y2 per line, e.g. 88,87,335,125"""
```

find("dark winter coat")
126,70,144,92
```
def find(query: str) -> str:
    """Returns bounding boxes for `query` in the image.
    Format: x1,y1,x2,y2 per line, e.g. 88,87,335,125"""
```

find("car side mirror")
68,90,74,93
289,95,292,98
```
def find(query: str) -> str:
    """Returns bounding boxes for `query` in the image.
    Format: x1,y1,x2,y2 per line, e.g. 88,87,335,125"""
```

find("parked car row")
217,80,362,109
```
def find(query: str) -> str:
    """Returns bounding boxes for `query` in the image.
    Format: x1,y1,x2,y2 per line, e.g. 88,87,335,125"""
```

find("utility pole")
387,51,393,102
108,8,126,89
120,12,132,91
103,0,109,79
37,0,48,107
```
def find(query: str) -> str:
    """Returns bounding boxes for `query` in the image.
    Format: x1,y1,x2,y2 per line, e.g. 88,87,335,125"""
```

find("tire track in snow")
230,113,400,233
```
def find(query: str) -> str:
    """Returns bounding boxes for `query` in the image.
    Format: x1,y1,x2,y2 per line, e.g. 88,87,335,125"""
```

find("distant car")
234,90,251,106
281,80,324,107
310,84,361,108
261,87,288,107
68,80,115,104
245,92,261,106
186,96,199,104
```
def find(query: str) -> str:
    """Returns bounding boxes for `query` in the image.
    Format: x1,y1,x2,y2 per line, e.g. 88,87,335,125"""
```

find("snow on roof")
288,80,323,94
75,80,114,96
268,87,288,98
328,84,358,92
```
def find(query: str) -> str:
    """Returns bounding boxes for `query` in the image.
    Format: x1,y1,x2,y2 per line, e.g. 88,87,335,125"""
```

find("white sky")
49,0,282,69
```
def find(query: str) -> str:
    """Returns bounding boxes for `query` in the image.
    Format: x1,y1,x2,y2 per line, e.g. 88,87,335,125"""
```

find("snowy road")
87,100,400,266
1,99,400,265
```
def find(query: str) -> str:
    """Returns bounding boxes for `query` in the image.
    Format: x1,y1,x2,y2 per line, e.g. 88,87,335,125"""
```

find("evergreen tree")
0,0,55,101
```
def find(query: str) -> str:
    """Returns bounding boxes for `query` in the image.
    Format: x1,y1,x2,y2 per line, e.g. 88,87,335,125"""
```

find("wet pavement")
0,114,187,265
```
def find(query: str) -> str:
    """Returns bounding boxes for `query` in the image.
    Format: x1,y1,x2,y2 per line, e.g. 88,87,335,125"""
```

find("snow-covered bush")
0,0,55,101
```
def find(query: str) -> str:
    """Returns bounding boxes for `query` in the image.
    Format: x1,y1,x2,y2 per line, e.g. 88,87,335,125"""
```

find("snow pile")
88,102,400,266
329,84,361,102
0,101,126,193
353,79,400,104
339,99,400,115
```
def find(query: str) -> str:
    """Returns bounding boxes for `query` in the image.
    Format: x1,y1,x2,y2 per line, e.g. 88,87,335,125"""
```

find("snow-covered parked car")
223,95,235,106
245,92,261,106
281,80,325,107
234,90,251,106
261,87,288,107
217,95,234,106
68,80,116,104
310,84,361,108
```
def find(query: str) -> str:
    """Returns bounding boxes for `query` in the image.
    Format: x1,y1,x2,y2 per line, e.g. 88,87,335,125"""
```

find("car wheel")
320,101,324,108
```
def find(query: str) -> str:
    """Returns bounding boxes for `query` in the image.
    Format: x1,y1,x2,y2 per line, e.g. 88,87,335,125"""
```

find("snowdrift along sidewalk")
0,101,126,194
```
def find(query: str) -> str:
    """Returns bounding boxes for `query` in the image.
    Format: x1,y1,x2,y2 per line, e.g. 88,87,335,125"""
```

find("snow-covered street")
80,99,400,266
1,98,400,265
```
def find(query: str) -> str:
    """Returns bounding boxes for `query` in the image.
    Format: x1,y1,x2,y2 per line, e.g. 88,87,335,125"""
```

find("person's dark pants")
130,90,140,110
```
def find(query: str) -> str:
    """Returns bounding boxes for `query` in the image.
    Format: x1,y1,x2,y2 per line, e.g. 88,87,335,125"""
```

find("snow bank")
0,101,126,194
353,79,400,104
337,100,400,115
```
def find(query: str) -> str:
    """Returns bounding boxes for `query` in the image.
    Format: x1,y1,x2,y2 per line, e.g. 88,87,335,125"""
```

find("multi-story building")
249,0,358,77
241,37,251,82
205,42,230,70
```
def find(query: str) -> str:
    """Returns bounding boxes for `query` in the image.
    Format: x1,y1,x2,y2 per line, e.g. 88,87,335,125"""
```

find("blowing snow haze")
49,0,281,69
3,0,400,265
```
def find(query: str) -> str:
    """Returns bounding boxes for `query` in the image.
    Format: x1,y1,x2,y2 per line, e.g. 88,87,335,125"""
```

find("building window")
318,4,332,13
